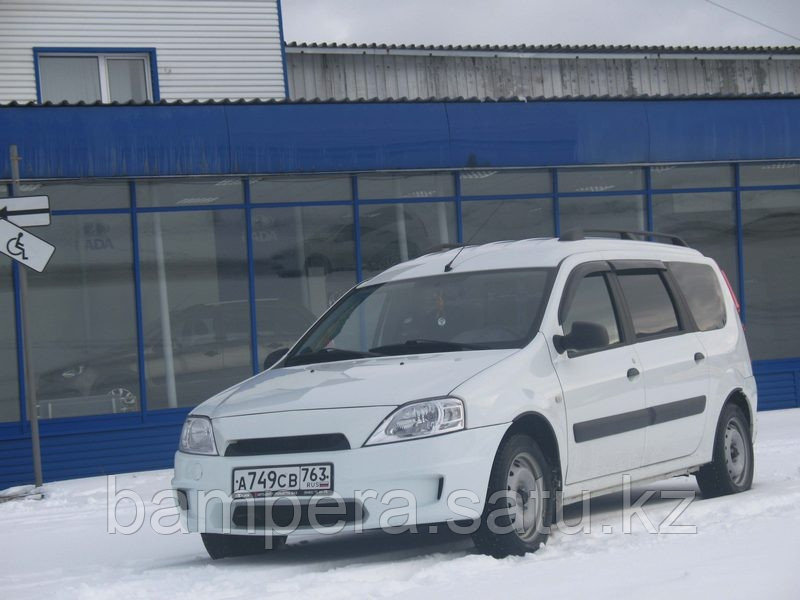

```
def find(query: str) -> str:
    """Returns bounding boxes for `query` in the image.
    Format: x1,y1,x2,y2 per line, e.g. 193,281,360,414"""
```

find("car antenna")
444,246,465,272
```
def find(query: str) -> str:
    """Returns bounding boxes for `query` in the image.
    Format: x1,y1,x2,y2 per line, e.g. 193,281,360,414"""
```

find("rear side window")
617,271,681,338
563,273,621,350
669,262,726,331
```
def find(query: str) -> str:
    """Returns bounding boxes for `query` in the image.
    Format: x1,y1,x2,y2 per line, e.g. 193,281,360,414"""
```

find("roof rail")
558,229,689,247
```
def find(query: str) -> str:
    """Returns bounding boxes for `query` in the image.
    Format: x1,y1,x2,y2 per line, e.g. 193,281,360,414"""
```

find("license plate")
232,463,333,497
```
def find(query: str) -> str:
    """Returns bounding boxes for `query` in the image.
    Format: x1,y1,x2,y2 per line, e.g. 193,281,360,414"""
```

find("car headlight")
364,398,465,446
179,416,218,456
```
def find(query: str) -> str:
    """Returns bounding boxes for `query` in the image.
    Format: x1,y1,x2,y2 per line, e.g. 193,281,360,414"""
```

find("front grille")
232,499,364,528
224,433,350,457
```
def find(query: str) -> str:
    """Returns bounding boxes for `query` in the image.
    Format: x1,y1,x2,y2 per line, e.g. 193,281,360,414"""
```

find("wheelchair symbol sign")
0,219,54,272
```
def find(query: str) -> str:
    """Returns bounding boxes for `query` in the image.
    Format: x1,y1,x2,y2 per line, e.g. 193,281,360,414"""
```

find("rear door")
551,262,646,484
612,262,709,465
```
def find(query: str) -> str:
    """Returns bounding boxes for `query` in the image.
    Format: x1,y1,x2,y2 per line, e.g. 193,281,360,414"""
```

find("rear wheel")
201,533,287,560
696,403,754,498
472,434,556,558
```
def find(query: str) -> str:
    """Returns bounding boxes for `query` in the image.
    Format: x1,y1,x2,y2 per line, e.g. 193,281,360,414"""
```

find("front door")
550,266,646,484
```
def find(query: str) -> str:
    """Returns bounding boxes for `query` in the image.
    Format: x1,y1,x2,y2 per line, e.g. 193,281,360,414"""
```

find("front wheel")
201,533,287,560
696,403,754,498
472,434,556,558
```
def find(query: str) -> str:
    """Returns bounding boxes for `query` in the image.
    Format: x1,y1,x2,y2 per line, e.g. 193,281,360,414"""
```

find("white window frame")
38,52,154,103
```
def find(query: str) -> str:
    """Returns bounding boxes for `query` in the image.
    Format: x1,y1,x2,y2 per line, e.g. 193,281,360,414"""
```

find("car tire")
200,533,287,560
696,403,754,498
472,434,556,558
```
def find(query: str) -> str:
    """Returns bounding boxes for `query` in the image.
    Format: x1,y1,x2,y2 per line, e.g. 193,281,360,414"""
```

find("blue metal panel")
3,99,800,179
753,359,800,410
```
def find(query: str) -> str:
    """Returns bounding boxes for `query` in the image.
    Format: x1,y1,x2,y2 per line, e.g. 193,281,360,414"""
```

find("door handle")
694,352,705,363
627,367,640,380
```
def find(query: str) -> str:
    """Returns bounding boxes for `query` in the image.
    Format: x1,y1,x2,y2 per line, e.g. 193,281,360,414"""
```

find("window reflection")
740,162,800,187
462,199,553,244
558,195,646,234
359,202,457,279
139,209,250,409
460,169,551,196
0,262,18,422
252,205,357,364
743,190,800,360
652,193,738,292
358,173,454,199
28,214,140,419
558,167,643,193
137,178,243,207
651,164,733,189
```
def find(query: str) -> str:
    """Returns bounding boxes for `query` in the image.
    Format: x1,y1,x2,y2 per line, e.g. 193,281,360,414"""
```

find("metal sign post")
8,145,53,490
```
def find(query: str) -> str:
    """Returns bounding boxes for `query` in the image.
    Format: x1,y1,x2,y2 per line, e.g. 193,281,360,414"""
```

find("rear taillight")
721,269,741,315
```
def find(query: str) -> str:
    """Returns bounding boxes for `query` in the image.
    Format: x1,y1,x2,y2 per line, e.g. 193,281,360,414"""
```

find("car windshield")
284,268,554,366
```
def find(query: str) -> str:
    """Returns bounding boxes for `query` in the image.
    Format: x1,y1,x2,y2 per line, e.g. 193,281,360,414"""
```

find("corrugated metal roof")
286,42,800,55
3,93,800,107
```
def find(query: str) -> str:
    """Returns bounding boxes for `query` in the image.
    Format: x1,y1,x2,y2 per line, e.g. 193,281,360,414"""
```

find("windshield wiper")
284,347,380,367
370,339,488,356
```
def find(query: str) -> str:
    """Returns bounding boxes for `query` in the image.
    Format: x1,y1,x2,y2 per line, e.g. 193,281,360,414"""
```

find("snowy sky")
281,0,800,47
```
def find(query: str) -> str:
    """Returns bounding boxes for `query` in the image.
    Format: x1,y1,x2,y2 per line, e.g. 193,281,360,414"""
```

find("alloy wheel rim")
506,452,544,542
724,419,748,486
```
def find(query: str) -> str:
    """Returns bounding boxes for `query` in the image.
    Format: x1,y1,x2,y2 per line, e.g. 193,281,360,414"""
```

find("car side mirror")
553,321,609,355
263,348,289,370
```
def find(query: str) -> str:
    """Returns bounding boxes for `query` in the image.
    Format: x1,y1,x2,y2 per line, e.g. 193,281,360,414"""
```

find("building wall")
286,47,800,100
0,0,286,103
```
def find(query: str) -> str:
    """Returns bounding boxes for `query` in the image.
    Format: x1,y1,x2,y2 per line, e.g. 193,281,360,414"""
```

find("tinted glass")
0,263,19,422
139,210,250,409
617,271,680,338
250,175,352,203
669,262,726,331
558,195,646,233
28,214,140,419
740,162,800,186
136,178,244,207
563,273,620,350
652,192,738,293
460,169,551,196
252,205,357,363
558,167,643,193
651,164,733,189
359,202,457,279
289,269,553,361
358,173,454,199
462,198,553,244
39,56,101,103
107,58,149,103
742,190,800,360
18,180,130,210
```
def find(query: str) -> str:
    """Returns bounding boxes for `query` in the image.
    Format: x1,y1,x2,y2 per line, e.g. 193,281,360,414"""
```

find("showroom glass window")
24,182,140,419
741,188,800,360
358,173,457,279
38,53,153,104
251,177,357,367
461,169,554,243
0,186,19,422
138,179,250,410
651,164,738,293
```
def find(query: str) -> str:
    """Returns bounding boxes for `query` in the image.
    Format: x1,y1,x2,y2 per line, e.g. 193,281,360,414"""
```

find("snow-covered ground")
2,409,799,600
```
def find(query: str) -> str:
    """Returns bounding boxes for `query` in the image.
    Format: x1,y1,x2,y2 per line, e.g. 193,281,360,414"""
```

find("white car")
173,230,756,559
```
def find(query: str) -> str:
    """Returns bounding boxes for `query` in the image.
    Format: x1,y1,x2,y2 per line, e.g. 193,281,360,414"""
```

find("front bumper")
172,424,507,535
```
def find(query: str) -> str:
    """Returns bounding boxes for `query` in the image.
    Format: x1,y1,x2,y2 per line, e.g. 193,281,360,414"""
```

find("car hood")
197,349,517,419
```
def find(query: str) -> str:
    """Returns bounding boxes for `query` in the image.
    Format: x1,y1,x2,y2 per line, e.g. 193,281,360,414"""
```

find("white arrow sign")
0,219,55,272
0,195,50,227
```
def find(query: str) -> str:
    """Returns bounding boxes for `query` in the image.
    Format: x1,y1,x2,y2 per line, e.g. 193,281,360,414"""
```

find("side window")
616,271,681,338
669,262,726,331
562,273,621,352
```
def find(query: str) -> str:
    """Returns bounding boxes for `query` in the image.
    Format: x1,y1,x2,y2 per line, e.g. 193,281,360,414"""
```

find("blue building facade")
1,96,799,487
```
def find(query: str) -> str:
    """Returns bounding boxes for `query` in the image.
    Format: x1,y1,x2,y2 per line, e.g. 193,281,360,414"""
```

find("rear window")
617,271,681,338
669,262,726,331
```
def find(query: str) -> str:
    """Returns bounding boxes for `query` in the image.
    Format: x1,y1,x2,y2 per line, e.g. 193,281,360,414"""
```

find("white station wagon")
173,230,756,559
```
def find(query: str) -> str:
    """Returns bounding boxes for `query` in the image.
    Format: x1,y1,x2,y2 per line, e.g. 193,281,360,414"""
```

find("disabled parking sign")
0,196,54,272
